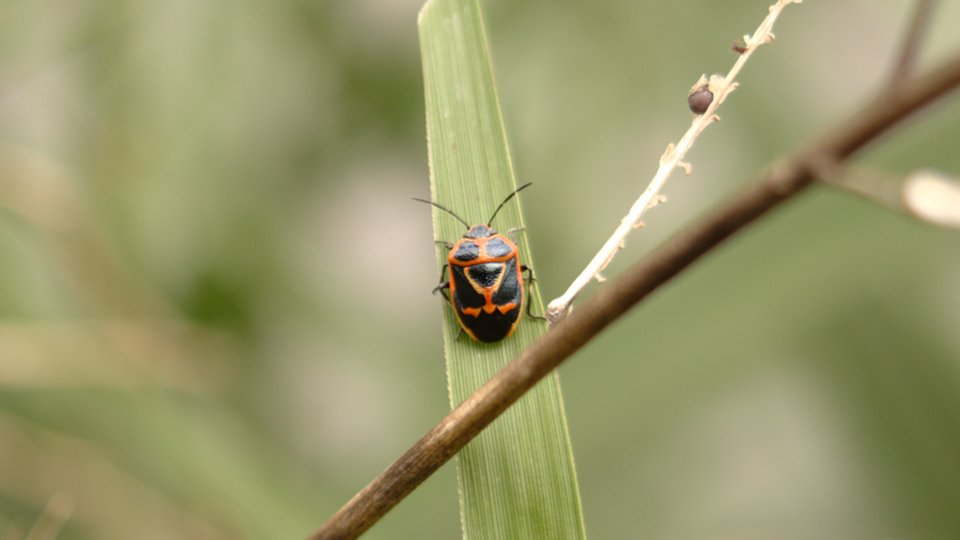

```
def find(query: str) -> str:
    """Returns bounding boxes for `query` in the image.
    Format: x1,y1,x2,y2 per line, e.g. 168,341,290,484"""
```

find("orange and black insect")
414,183,541,343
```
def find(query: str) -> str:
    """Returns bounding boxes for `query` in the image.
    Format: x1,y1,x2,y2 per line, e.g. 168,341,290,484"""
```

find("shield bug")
414,183,542,343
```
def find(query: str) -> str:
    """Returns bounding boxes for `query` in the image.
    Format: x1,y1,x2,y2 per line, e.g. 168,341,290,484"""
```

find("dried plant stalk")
546,0,802,323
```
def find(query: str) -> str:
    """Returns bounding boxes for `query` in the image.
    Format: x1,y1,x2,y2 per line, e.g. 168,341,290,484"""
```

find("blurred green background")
2,0,960,538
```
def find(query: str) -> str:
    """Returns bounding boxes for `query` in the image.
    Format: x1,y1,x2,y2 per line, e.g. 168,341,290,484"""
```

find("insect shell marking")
446,224,524,342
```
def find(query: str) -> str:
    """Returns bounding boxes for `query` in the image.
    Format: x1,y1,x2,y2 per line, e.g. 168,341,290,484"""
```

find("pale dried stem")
821,166,960,229
546,0,802,324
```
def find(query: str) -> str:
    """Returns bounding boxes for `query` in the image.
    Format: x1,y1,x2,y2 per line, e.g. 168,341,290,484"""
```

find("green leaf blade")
418,0,586,538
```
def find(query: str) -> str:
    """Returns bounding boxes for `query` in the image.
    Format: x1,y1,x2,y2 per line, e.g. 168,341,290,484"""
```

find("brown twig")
311,52,960,540
889,0,937,86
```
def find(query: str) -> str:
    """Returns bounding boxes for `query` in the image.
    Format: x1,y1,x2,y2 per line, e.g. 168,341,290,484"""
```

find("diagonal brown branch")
311,52,960,540
889,0,937,86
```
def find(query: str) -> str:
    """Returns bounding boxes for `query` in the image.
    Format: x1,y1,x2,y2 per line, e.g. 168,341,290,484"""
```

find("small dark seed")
732,40,748,54
687,86,713,115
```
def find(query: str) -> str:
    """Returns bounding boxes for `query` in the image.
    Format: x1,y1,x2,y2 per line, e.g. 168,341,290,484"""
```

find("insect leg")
521,265,546,321
432,263,451,301
505,227,526,243
521,264,538,284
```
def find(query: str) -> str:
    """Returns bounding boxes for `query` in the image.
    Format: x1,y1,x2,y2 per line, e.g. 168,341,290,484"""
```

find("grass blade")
418,0,586,537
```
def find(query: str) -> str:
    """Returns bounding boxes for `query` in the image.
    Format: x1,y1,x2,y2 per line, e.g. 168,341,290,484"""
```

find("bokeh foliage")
1,1,959,538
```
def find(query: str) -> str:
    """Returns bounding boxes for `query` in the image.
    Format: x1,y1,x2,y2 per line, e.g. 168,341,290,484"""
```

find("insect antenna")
486,182,533,227
412,197,471,229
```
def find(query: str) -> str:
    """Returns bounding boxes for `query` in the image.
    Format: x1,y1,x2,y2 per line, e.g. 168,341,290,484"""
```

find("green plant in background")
3,0,960,539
